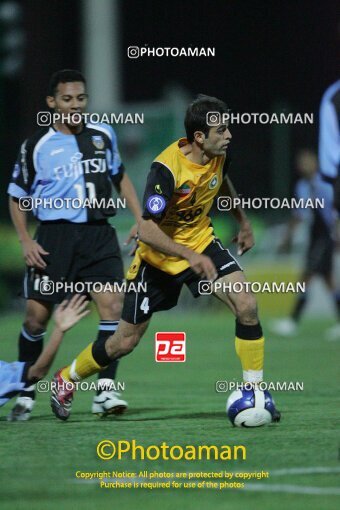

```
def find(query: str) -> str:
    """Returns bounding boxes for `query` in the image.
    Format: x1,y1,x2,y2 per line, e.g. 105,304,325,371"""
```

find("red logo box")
155,332,186,362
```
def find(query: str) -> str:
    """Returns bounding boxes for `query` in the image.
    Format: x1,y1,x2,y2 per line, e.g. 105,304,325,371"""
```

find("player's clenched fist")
187,252,217,281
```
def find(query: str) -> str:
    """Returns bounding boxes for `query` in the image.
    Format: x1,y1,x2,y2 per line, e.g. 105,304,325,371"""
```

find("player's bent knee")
97,294,124,320
23,317,47,336
108,300,123,317
235,293,258,324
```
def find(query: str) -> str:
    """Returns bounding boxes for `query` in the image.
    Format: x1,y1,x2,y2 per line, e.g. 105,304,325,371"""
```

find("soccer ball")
226,388,276,427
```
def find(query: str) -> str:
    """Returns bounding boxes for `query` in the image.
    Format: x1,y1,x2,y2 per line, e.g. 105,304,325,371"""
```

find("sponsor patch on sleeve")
146,195,166,214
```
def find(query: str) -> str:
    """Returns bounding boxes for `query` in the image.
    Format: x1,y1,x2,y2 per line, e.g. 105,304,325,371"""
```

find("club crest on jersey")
146,195,166,214
175,183,191,195
209,175,218,189
92,135,104,150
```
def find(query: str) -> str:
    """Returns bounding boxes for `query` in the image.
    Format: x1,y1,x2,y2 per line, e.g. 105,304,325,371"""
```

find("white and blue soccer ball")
226,388,277,427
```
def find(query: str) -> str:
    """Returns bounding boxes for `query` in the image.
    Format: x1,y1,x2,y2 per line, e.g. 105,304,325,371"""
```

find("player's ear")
193,131,205,145
46,95,56,109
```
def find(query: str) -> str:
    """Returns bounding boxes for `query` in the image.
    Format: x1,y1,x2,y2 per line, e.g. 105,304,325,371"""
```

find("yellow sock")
235,336,264,384
61,343,102,382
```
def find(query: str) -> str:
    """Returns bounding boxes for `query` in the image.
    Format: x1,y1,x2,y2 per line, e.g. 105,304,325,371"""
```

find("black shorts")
121,238,242,324
22,220,124,303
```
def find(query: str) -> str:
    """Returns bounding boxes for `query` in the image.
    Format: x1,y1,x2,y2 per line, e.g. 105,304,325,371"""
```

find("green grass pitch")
0,309,339,510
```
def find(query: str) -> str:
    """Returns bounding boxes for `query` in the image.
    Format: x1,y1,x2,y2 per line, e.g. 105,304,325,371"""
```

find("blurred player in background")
0,295,89,409
271,149,339,338
319,79,340,202
49,94,280,422
318,79,340,339
7,69,142,420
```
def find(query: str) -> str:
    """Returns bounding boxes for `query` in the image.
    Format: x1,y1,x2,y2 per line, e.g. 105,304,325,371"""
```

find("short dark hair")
184,94,229,143
47,69,86,96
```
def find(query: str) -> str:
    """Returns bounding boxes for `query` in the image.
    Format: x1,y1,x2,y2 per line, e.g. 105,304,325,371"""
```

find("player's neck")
53,122,83,135
181,143,212,166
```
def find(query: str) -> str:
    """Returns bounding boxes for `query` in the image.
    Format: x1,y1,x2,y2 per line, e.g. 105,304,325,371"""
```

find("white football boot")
270,318,297,337
325,323,340,341
7,396,35,421
92,379,128,416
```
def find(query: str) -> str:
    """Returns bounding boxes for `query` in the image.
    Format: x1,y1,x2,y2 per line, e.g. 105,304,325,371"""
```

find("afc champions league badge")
146,195,166,214
92,135,105,150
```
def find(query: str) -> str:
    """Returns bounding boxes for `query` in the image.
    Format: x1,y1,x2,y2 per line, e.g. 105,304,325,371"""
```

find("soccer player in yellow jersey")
50,95,280,422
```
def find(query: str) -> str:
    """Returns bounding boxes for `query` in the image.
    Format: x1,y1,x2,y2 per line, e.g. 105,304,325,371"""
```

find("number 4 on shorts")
140,297,150,314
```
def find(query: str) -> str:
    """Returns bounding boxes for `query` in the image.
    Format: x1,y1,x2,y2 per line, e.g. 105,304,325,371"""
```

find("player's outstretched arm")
27,295,90,381
118,172,142,221
138,218,217,280
116,172,143,254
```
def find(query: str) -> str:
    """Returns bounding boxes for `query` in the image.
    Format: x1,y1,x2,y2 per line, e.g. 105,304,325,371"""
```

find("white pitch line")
244,483,340,496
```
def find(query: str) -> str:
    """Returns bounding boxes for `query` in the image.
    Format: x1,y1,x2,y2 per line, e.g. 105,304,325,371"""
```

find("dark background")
0,0,339,218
